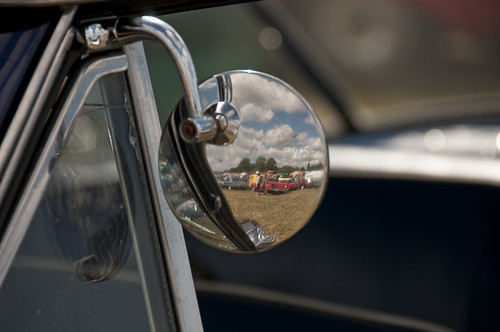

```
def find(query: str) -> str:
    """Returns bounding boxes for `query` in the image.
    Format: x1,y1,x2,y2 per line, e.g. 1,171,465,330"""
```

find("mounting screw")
85,23,109,50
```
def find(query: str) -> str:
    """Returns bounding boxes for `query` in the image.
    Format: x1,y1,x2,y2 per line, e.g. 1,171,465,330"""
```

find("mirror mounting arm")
116,16,225,144
116,16,202,117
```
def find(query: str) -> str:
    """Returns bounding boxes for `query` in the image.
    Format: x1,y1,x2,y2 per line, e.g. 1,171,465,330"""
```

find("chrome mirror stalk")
117,16,202,117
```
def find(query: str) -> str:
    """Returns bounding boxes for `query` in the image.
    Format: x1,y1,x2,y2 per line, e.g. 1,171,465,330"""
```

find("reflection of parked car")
289,178,306,190
264,178,290,194
250,177,289,194
278,175,304,191
221,177,248,189
289,171,308,190
305,170,324,187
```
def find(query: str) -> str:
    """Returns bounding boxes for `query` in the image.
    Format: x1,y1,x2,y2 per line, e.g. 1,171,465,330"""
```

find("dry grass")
222,187,321,243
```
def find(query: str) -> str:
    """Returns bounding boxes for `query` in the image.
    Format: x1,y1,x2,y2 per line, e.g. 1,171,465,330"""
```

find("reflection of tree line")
229,156,324,173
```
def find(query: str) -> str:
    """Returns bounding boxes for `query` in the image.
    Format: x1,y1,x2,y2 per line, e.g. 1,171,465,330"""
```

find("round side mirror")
159,70,328,252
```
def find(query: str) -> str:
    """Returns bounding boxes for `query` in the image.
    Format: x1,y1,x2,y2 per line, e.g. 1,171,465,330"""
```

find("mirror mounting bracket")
114,16,239,145
82,16,240,145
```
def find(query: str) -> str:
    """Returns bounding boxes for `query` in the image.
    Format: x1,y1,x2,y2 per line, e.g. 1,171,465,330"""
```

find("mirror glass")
159,70,328,252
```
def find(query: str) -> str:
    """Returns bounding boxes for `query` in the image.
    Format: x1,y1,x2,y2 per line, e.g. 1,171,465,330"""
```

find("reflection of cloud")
263,124,294,148
232,72,307,115
203,71,326,172
207,144,248,168
306,136,324,151
296,132,308,141
199,80,219,108
268,145,324,168
239,127,265,151
203,80,218,90
207,125,326,171
240,103,275,123
305,113,321,126
240,126,265,138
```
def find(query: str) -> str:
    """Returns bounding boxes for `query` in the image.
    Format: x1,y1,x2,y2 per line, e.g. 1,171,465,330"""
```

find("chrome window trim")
124,42,203,332
0,53,128,288
0,7,76,216
329,144,500,186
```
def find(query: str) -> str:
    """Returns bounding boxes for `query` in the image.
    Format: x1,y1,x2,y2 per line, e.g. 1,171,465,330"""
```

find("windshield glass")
0,72,175,332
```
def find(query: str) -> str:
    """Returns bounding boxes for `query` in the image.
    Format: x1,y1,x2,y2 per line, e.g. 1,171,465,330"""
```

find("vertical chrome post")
123,42,204,332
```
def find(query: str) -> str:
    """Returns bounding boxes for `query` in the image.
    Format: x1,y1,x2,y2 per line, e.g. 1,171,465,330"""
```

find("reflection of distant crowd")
215,169,323,191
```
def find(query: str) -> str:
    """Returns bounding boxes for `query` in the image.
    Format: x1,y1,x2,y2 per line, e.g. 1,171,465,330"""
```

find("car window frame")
0,42,202,331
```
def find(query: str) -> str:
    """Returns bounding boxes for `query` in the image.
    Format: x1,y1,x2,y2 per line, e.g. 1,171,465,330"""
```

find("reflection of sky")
205,71,326,171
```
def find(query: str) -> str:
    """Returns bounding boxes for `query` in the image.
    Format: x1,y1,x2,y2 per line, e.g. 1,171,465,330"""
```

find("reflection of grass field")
222,188,321,243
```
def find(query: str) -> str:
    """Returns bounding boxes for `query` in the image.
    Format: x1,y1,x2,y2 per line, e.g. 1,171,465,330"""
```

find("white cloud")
306,136,325,150
231,72,310,115
239,103,275,123
295,132,309,142
262,124,294,148
206,117,327,171
198,71,328,171
304,113,319,126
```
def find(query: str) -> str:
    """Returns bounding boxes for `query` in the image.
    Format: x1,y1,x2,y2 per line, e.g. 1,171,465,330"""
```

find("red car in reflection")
253,177,290,194
266,178,291,193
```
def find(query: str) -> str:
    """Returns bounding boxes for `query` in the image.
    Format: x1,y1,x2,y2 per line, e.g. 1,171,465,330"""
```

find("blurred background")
145,0,500,137
143,1,500,331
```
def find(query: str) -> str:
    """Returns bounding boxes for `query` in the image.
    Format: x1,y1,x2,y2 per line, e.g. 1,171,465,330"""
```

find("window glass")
0,73,175,332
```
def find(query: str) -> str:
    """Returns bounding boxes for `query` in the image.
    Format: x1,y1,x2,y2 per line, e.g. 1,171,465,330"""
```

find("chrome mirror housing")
114,16,327,252
159,70,328,252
